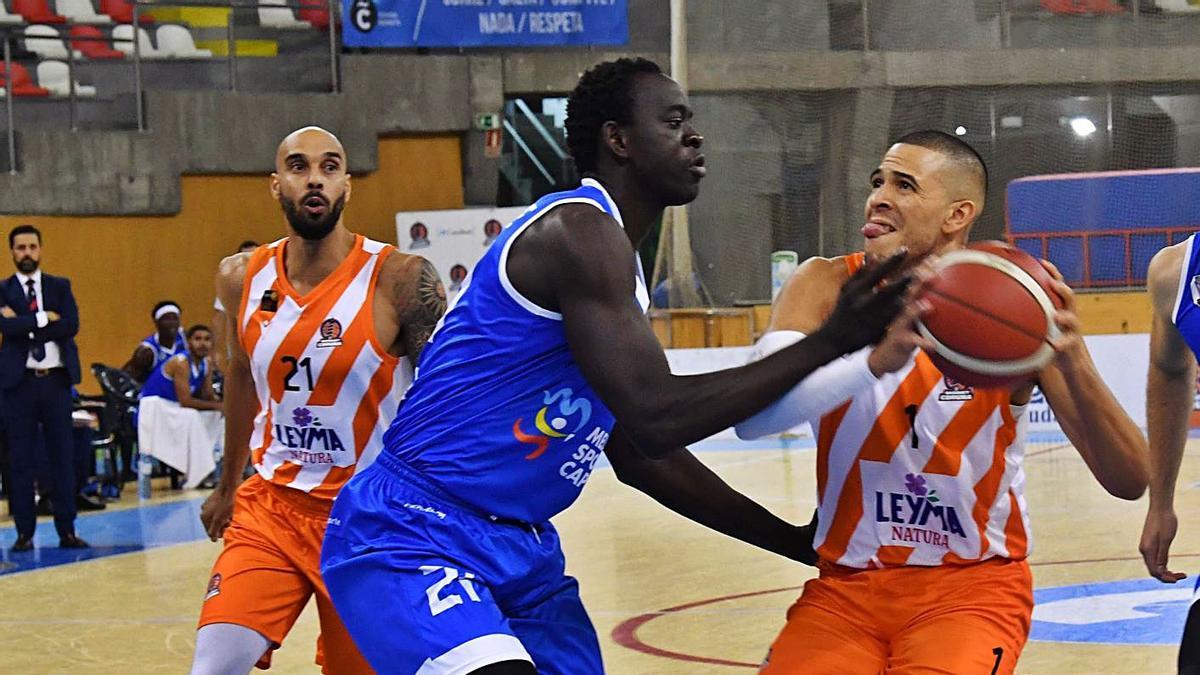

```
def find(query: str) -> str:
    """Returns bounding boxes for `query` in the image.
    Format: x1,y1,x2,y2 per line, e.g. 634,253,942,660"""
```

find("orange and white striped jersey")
811,253,1031,569
237,234,412,501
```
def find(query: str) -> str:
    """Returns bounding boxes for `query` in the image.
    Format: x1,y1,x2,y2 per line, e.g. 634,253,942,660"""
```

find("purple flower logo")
905,473,939,502
292,407,313,428
904,473,927,496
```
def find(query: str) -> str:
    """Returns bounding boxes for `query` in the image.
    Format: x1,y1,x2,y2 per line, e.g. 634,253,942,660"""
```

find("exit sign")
475,113,501,131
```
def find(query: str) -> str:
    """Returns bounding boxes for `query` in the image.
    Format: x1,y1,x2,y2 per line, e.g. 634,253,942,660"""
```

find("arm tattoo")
399,258,447,362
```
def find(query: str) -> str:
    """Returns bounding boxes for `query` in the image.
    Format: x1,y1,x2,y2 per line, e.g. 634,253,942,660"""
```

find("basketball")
916,241,1065,389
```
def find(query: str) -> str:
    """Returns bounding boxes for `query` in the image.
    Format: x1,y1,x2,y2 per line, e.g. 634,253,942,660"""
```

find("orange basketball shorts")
760,557,1033,674
197,475,372,674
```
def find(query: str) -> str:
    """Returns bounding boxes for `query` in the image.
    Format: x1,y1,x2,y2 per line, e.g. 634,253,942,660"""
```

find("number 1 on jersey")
904,404,919,449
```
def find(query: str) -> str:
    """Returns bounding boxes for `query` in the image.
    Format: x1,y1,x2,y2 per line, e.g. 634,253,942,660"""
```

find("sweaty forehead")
275,130,345,167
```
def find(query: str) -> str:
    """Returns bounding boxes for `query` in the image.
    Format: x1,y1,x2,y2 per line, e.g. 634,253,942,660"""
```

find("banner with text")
344,0,629,48
396,206,528,302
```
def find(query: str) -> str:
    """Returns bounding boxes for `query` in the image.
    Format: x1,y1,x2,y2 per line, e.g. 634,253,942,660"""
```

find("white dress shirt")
15,270,64,370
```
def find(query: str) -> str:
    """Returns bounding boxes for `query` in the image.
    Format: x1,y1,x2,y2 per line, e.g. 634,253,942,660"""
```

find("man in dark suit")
0,225,87,551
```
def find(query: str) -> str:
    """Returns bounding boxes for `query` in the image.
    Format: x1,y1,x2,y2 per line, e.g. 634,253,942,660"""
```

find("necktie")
26,279,45,362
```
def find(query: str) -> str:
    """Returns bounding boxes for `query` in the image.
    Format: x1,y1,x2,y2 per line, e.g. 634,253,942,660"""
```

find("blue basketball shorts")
320,453,603,675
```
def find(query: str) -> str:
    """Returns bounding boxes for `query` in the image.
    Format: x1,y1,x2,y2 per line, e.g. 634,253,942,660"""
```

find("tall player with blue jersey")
321,58,914,674
1141,237,1200,672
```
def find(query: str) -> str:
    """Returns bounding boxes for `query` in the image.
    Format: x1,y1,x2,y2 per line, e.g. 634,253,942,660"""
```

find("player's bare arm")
1139,242,1194,582
167,355,223,412
200,251,253,541
1032,261,1148,501
606,426,817,564
123,344,155,381
374,252,447,362
507,204,911,457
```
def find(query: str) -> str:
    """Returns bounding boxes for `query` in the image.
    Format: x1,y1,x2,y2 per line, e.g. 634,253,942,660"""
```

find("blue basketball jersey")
140,356,207,403
141,331,187,371
1173,234,1200,357
380,178,649,523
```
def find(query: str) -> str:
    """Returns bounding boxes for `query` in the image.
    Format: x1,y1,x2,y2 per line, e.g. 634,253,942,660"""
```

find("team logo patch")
511,388,593,460
259,289,279,313
205,573,222,601
938,376,974,402
316,319,343,348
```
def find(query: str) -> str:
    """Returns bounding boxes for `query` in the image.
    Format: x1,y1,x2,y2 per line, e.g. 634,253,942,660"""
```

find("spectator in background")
138,324,223,489
212,240,258,375
124,300,186,384
0,224,88,551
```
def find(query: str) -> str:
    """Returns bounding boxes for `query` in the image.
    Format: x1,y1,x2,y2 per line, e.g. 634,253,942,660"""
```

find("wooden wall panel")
1,135,464,393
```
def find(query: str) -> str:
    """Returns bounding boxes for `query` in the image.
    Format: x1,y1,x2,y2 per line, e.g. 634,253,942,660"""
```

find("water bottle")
137,453,153,500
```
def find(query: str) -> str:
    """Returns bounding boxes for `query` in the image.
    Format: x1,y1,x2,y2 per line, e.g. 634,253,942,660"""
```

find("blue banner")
343,0,629,48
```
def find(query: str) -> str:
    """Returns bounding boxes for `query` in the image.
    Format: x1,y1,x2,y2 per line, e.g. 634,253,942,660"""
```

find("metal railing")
1,26,133,173
132,0,340,131
0,0,340,173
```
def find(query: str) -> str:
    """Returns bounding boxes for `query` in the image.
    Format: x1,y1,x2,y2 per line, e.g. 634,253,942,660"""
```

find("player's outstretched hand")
816,248,912,353
1140,505,1186,583
200,484,236,542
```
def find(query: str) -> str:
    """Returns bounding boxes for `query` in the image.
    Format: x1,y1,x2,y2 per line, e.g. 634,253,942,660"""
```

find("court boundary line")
610,553,1200,667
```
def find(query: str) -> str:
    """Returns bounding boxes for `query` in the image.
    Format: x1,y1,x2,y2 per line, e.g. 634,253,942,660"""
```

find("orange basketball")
915,241,1064,389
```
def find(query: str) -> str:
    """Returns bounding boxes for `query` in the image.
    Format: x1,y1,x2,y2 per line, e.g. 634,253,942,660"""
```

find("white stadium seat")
258,0,309,30
156,24,212,58
112,23,167,58
24,24,83,60
56,0,111,24
0,3,24,25
36,60,97,97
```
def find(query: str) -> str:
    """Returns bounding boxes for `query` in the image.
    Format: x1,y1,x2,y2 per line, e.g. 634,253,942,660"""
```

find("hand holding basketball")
868,298,935,377
1039,260,1087,373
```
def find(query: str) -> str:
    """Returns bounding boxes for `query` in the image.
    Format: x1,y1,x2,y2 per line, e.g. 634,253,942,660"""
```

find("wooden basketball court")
0,433,1192,673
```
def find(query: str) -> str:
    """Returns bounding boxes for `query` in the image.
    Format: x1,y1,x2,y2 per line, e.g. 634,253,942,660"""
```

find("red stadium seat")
0,62,51,96
13,0,66,23
297,2,329,29
70,26,125,59
99,0,153,24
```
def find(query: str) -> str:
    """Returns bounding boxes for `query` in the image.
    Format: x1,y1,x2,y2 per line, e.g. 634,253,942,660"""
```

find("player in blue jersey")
124,299,187,383
320,57,914,675
1141,237,1200,673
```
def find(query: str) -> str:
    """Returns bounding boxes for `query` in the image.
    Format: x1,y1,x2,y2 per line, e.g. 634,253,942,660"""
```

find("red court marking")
611,585,801,669
612,553,1200,666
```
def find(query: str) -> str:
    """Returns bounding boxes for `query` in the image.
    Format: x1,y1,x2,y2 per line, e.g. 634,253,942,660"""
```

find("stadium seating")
37,60,97,96
0,2,25,25
13,0,66,23
70,25,125,59
258,0,310,30
58,0,112,24
112,23,166,58
156,24,211,58
0,62,50,96
24,24,83,60
100,0,152,24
